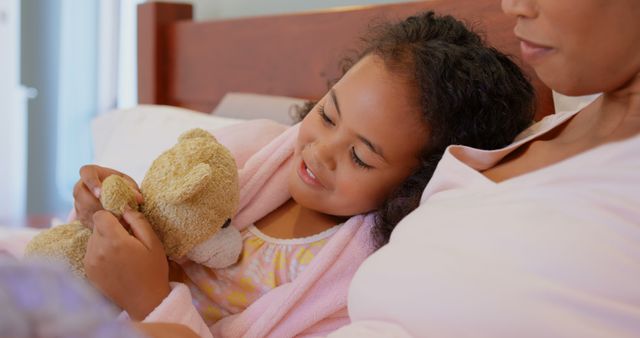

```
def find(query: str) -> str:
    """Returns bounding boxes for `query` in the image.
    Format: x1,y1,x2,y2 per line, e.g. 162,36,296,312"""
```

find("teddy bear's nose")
221,219,231,229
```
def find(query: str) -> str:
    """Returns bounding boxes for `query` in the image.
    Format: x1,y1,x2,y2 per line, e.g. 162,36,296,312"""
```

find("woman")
330,0,640,336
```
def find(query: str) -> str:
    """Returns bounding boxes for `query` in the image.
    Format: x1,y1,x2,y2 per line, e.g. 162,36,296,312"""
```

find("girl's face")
289,55,428,217
501,0,640,95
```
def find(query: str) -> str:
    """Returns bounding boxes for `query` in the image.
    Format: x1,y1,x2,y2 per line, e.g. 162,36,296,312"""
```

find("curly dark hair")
294,11,535,249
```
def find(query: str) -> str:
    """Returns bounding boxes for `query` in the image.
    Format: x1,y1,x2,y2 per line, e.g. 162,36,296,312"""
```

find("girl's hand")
73,165,143,229
84,208,170,321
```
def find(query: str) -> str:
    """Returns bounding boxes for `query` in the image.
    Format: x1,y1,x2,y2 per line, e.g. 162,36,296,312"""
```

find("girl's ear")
164,163,212,204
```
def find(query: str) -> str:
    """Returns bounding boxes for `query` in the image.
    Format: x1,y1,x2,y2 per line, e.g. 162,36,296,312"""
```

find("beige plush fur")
25,128,241,277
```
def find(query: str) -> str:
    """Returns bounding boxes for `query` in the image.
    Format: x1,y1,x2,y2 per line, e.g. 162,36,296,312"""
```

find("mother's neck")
579,72,640,142
607,72,640,111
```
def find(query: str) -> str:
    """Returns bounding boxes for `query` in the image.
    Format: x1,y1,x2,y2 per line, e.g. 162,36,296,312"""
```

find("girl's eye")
351,147,373,170
318,105,335,126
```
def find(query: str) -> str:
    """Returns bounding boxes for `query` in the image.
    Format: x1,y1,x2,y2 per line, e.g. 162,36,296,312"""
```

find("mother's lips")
518,36,552,49
518,38,554,64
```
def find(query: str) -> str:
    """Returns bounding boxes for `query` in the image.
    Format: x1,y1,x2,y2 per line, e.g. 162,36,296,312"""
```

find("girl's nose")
313,140,337,171
501,0,538,19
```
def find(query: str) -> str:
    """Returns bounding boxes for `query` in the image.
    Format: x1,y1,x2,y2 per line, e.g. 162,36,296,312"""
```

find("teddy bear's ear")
178,128,217,142
164,163,213,204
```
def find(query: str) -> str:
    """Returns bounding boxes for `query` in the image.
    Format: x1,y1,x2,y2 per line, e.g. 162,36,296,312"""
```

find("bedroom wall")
166,0,598,113
167,0,421,20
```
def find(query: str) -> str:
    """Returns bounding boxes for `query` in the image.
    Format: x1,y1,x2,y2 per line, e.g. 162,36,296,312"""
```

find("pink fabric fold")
144,120,376,337
0,227,41,258
229,123,300,232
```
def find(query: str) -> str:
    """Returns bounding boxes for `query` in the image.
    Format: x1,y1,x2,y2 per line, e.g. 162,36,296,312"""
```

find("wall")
166,0,421,20
165,0,595,114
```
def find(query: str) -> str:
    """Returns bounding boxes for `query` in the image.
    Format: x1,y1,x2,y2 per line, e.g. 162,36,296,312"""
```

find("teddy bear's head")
139,128,241,265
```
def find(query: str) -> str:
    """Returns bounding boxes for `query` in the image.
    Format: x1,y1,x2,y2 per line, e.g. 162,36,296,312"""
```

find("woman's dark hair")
295,11,535,249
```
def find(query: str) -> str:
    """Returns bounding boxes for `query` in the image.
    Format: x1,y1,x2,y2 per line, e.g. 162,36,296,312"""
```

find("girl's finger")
92,210,129,239
73,183,101,209
84,228,104,276
79,165,104,198
73,185,103,229
73,182,101,206
122,208,160,250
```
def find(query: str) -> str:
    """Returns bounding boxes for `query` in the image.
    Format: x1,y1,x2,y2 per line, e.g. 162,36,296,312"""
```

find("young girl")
76,11,535,337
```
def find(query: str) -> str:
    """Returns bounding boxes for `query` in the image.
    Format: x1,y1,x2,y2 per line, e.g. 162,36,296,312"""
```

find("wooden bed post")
137,2,192,105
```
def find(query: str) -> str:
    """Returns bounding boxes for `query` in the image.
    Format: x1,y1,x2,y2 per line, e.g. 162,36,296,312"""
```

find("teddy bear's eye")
222,219,231,229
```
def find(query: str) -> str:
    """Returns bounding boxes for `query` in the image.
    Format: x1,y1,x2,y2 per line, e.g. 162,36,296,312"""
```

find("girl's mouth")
298,160,324,188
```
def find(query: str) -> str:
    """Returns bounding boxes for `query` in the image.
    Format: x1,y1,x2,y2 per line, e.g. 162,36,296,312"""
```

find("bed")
137,0,554,120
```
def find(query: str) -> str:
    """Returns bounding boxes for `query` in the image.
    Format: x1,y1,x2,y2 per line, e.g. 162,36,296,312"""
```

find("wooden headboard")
138,0,554,120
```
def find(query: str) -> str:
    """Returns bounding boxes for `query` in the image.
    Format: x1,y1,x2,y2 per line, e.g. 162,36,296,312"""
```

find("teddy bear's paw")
101,175,140,217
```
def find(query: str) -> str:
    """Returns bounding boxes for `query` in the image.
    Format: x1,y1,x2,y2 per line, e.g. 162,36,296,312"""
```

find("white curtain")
99,0,144,113
0,0,28,225
54,0,143,211
97,0,121,114
116,0,145,110
55,0,99,208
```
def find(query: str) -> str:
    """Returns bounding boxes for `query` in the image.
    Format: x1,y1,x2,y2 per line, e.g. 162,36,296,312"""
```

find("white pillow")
212,92,308,125
91,105,244,184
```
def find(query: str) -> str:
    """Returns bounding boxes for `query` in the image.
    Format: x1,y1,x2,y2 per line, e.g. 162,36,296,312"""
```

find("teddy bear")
24,128,243,277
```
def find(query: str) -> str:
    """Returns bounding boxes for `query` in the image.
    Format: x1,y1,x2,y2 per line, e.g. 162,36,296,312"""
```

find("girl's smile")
297,159,325,189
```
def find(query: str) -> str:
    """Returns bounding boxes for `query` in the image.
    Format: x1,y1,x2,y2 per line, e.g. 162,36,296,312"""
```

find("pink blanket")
144,121,376,337
0,227,41,258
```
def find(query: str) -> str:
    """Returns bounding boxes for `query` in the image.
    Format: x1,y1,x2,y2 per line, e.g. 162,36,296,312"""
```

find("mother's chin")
530,53,623,97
